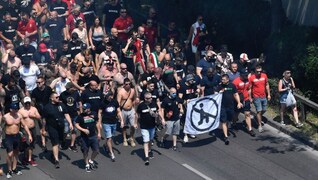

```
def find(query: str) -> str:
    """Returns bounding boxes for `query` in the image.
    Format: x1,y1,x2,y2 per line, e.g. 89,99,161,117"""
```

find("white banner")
183,93,223,135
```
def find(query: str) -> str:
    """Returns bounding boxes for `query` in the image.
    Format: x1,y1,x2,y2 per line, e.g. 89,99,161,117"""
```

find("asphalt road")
1,117,318,180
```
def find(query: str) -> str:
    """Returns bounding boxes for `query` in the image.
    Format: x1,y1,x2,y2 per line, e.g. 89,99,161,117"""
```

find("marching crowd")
0,0,303,178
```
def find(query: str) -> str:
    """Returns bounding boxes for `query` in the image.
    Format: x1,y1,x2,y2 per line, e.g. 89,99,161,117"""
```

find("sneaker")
12,169,22,175
6,171,12,179
85,165,91,173
129,138,136,147
28,159,38,167
183,135,189,143
248,130,256,137
296,123,303,128
69,145,78,153
123,140,128,147
149,151,154,159
258,126,264,133
280,121,286,126
144,158,149,166
89,161,97,170
150,140,154,146
172,146,177,151
54,160,60,169
110,153,115,162
224,137,229,145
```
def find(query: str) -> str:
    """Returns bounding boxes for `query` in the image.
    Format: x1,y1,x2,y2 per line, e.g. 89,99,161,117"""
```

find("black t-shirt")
162,71,176,89
31,86,52,115
50,1,68,16
140,89,159,103
175,64,186,79
81,4,95,28
15,45,36,59
60,90,80,118
43,102,68,128
179,81,197,100
100,99,119,124
69,41,82,59
56,47,72,61
81,88,102,113
0,21,18,40
215,83,237,108
33,51,51,65
200,74,221,96
137,102,158,129
76,111,98,137
109,37,123,59
78,75,100,87
45,18,65,41
103,2,121,28
161,96,183,121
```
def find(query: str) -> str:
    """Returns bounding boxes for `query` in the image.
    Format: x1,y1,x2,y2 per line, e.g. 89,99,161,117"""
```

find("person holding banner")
216,74,243,145
278,70,303,128
161,88,184,151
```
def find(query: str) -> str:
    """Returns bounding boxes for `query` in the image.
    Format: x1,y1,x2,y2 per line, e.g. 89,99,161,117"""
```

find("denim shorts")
280,93,288,104
253,97,267,112
165,120,180,135
141,128,155,143
102,123,117,138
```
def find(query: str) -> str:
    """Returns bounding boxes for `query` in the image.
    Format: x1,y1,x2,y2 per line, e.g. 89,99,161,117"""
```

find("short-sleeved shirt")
179,81,197,100
15,45,36,59
137,102,158,129
140,89,159,102
200,74,221,96
19,65,41,91
45,18,65,41
103,2,121,29
100,99,119,124
232,77,250,101
215,83,237,108
81,89,102,113
43,102,68,128
60,90,80,118
76,111,98,137
31,86,52,114
197,58,215,77
0,21,18,40
17,18,37,42
50,1,68,17
161,96,183,121
249,73,268,98
113,16,133,41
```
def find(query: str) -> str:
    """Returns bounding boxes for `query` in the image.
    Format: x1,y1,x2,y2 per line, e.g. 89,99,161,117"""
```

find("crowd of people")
0,0,304,178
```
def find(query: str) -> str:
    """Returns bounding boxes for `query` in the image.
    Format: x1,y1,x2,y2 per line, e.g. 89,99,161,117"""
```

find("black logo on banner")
190,97,219,131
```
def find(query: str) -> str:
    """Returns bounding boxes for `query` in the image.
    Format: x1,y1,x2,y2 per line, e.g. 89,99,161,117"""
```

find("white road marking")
182,163,213,180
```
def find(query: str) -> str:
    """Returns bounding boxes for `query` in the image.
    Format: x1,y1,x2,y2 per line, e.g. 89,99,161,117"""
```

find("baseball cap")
10,103,19,110
82,103,91,110
24,96,32,103
187,65,195,73
42,32,50,38
240,53,249,61
39,43,48,53
81,43,87,50
240,69,249,76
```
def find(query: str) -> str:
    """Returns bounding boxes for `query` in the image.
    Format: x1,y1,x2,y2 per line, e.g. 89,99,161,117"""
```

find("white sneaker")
280,121,286,126
183,135,189,143
258,126,264,133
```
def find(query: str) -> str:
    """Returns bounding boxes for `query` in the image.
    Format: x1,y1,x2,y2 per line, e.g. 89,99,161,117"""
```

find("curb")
265,118,318,150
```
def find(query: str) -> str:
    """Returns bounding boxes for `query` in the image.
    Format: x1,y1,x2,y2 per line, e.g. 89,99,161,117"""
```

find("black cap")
81,43,87,50
187,65,195,73
240,69,249,76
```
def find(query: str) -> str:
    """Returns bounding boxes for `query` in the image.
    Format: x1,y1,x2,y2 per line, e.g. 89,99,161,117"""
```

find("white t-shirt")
19,64,41,91
54,78,71,95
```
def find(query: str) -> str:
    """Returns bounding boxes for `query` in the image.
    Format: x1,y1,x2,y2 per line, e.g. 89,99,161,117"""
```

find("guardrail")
294,93,318,121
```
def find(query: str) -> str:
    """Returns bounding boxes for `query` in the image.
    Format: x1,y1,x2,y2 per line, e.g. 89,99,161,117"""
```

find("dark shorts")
80,135,99,154
235,100,251,113
21,127,36,149
220,108,234,123
47,124,64,146
5,134,21,153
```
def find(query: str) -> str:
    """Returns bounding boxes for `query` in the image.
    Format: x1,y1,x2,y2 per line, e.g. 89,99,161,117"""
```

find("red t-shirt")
17,18,37,42
144,26,157,50
113,16,133,42
66,13,86,34
249,73,268,98
233,77,250,101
